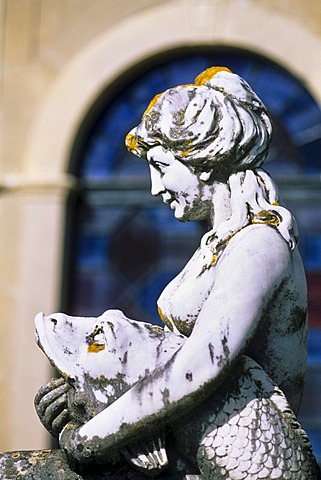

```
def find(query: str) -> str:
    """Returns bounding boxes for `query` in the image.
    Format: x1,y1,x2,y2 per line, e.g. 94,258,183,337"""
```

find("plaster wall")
1,0,321,451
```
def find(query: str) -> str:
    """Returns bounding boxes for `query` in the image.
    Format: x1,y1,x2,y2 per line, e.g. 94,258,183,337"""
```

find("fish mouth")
34,312,74,378
35,312,59,363
34,312,45,349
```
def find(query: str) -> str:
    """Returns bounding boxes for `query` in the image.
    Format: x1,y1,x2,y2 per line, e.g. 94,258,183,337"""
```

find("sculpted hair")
126,68,272,177
201,169,298,268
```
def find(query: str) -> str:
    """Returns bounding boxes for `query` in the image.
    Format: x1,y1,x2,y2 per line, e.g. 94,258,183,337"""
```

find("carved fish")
35,311,320,479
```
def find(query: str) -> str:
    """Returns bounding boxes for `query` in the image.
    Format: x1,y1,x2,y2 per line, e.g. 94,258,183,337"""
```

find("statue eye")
93,330,105,343
86,326,106,353
50,318,57,326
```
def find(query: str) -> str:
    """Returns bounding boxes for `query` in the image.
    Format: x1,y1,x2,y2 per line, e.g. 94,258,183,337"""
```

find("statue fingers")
122,434,168,475
50,408,71,438
35,379,69,417
35,377,66,400
36,392,70,437
44,390,68,417
35,390,70,436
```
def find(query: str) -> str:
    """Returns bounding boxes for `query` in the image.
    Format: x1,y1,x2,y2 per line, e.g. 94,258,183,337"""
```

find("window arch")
62,47,321,459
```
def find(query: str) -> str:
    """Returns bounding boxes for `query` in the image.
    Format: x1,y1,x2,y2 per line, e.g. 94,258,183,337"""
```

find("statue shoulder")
226,224,292,258
210,224,296,291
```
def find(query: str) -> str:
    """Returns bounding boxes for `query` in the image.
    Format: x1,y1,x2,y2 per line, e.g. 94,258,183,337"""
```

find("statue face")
147,145,211,222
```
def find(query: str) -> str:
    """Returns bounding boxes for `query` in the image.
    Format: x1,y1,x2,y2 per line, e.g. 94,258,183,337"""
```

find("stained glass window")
63,47,321,461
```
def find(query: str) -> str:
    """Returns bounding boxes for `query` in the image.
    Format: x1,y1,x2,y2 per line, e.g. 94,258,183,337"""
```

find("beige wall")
1,0,321,451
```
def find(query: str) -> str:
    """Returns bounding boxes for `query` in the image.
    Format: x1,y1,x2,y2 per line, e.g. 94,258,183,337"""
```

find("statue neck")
209,182,232,230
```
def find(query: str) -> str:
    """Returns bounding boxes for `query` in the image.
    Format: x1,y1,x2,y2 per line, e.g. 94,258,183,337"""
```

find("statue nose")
150,168,165,196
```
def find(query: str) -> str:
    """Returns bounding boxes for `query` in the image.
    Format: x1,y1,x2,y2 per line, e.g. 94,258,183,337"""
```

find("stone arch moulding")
23,0,321,182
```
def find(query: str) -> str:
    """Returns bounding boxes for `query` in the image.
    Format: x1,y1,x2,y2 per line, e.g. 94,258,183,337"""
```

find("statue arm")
60,226,291,466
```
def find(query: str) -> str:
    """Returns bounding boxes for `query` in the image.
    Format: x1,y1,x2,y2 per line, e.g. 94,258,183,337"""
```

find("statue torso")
157,225,308,414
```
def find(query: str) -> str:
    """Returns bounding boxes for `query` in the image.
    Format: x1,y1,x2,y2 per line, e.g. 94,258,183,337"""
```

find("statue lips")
162,194,178,211
169,199,177,210
162,192,175,206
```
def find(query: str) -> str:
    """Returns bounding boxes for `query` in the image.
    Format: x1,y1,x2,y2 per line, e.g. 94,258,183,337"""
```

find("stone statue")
34,67,320,479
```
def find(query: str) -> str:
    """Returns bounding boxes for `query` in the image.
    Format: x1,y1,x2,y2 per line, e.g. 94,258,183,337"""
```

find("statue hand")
34,377,71,438
60,421,168,474
122,433,168,475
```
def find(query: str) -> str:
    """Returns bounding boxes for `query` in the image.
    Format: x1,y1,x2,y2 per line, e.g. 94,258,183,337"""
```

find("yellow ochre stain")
180,148,193,158
125,133,138,152
88,342,106,353
253,210,280,227
211,254,218,266
158,306,165,322
194,66,232,86
158,306,174,332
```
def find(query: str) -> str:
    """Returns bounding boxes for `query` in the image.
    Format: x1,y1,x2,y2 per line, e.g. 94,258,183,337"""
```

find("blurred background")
0,0,320,460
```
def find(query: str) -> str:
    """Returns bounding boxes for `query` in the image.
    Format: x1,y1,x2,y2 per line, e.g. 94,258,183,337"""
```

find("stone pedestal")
0,450,149,480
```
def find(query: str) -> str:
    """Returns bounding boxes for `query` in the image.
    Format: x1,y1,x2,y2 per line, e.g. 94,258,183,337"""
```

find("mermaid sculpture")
35,67,320,479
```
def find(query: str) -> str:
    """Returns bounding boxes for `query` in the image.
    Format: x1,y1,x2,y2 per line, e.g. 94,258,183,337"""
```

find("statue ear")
199,170,213,182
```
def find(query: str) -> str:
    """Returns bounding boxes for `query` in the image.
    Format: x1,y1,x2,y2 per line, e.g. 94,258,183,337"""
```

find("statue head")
126,66,297,252
125,66,272,181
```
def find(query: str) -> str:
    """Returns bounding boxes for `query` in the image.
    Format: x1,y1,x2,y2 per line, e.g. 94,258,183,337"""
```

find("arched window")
63,47,321,460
